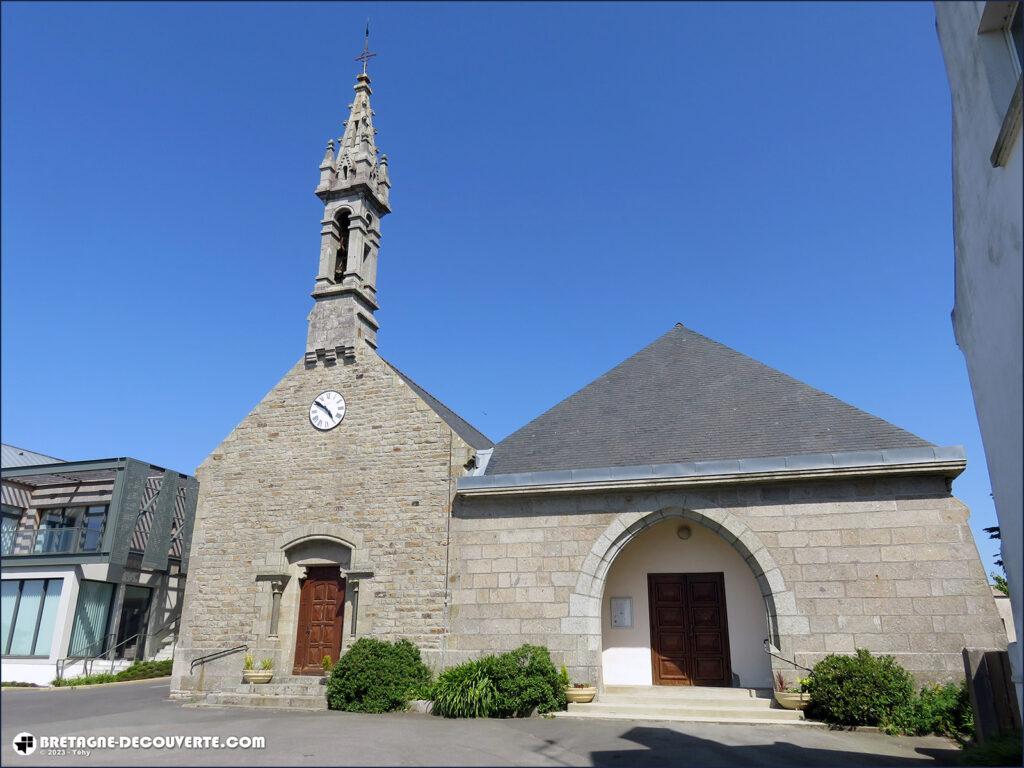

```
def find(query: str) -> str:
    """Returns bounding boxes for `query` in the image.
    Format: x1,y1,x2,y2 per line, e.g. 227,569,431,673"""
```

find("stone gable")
171,349,474,693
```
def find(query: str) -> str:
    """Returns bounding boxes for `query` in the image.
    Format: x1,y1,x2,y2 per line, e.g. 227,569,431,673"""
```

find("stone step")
272,675,329,685
569,701,803,721
553,709,816,726
602,685,772,700
227,683,326,696
191,692,327,711
597,694,775,709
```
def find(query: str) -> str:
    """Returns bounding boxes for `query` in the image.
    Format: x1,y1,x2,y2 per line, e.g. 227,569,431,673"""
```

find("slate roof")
1,443,63,469
484,324,932,475
384,360,494,450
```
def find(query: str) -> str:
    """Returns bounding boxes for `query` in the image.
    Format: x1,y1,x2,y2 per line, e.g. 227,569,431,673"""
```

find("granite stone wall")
448,475,1005,686
170,349,472,695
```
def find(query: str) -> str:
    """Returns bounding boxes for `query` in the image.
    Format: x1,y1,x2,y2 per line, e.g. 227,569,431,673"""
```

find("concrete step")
569,701,802,721
192,692,327,711
602,685,771,700
597,694,775,709
552,710,816,726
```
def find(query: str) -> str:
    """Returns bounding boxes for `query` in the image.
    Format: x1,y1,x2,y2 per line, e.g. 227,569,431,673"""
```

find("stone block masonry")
448,475,1006,686
170,348,474,695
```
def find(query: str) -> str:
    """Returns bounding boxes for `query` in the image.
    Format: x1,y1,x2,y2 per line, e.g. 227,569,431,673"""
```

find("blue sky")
1,2,1002,570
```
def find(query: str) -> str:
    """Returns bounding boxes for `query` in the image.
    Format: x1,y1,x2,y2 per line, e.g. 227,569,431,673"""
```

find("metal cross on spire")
355,21,377,74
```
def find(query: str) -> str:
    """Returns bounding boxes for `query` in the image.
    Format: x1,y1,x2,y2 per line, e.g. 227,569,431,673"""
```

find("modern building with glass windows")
1,444,198,685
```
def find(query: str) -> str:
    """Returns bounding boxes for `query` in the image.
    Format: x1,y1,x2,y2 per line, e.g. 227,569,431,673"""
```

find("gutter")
456,446,966,497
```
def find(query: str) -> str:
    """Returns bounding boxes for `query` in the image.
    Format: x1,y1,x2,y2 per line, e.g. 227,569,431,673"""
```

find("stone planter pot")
566,686,597,704
774,691,810,710
242,670,274,684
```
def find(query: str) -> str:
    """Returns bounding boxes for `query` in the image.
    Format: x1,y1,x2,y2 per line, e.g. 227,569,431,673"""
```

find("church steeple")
306,36,391,367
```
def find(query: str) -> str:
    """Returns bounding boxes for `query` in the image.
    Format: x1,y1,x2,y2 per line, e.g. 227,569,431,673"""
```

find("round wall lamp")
676,525,692,540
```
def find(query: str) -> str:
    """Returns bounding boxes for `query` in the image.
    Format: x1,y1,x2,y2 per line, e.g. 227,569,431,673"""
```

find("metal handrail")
763,638,813,674
56,614,181,681
190,644,248,675
57,632,138,681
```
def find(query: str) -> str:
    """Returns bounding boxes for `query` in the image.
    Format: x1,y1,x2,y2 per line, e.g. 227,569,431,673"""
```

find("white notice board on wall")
610,597,632,628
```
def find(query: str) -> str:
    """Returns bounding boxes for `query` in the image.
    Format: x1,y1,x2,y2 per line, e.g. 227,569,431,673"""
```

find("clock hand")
315,401,334,419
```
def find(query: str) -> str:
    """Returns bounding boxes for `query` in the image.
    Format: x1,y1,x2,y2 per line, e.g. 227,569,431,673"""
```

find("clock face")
309,390,346,431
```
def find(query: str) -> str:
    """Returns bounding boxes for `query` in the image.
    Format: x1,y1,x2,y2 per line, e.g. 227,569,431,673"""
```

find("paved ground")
1,681,963,766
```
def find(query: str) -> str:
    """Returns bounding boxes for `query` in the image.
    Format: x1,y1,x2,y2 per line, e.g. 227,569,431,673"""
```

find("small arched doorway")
283,536,351,675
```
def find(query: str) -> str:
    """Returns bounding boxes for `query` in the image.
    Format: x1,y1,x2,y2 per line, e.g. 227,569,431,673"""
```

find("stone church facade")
170,65,1005,698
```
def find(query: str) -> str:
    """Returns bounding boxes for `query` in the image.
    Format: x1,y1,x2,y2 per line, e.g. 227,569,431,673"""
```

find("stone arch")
567,502,801,685
276,523,364,555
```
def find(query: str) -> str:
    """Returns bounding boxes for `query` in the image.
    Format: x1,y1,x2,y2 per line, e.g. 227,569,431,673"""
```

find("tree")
992,573,1010,596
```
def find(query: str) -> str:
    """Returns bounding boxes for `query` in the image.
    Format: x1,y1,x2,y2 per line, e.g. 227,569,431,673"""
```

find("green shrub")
52,659,173,687
805,648,914,726
485,644,566,717
881,682,975,741
432,658,499,718
325,638,431,713
431,644,566,718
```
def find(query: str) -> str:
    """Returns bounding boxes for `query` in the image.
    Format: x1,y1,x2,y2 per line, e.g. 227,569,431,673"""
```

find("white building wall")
935,0,1024,709
601,518,773,688
1,567,80,685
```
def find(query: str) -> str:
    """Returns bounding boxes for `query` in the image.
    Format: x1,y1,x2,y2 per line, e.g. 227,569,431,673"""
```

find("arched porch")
566,504,801,689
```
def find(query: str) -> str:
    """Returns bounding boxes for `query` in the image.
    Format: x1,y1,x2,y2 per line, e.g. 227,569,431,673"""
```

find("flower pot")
242,670,274,684
773,690,810,710
566,686,597,704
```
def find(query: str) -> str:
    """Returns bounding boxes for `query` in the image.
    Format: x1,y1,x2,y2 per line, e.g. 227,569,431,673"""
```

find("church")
169,61,1005,703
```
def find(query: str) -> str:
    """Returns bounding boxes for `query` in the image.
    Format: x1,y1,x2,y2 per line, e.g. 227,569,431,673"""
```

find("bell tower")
306,37,391,367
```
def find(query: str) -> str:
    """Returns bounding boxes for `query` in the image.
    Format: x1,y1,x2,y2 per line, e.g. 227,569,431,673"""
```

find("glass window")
2,580,65,657
81,506,106,552
1,506,20,556
7,581,44,655
31,506,108,554
68,581,114,657
2,580,65,656
34,581,63,657
1011,5,1023,70
37,510,71,554
1,581,18,652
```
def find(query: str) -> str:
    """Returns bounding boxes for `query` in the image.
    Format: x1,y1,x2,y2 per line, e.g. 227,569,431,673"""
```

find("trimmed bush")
881,682,975,741
805,648,914,726
431,644,566,718
325,638,431,713
51,659,173,687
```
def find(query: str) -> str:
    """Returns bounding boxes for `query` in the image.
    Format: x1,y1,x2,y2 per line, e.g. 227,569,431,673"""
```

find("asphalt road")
0,681,962,767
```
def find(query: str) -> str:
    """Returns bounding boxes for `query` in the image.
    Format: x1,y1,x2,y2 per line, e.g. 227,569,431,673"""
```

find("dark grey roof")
384,360,494,450
485,324,932,475
1,443,63,469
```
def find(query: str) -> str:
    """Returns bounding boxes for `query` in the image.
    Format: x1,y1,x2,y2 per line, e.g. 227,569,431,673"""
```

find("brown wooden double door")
293,567,345,676
648,572,732,686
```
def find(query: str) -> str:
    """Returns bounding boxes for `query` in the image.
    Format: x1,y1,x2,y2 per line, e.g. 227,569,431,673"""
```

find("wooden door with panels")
647,572,732,686
293,566,346,676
